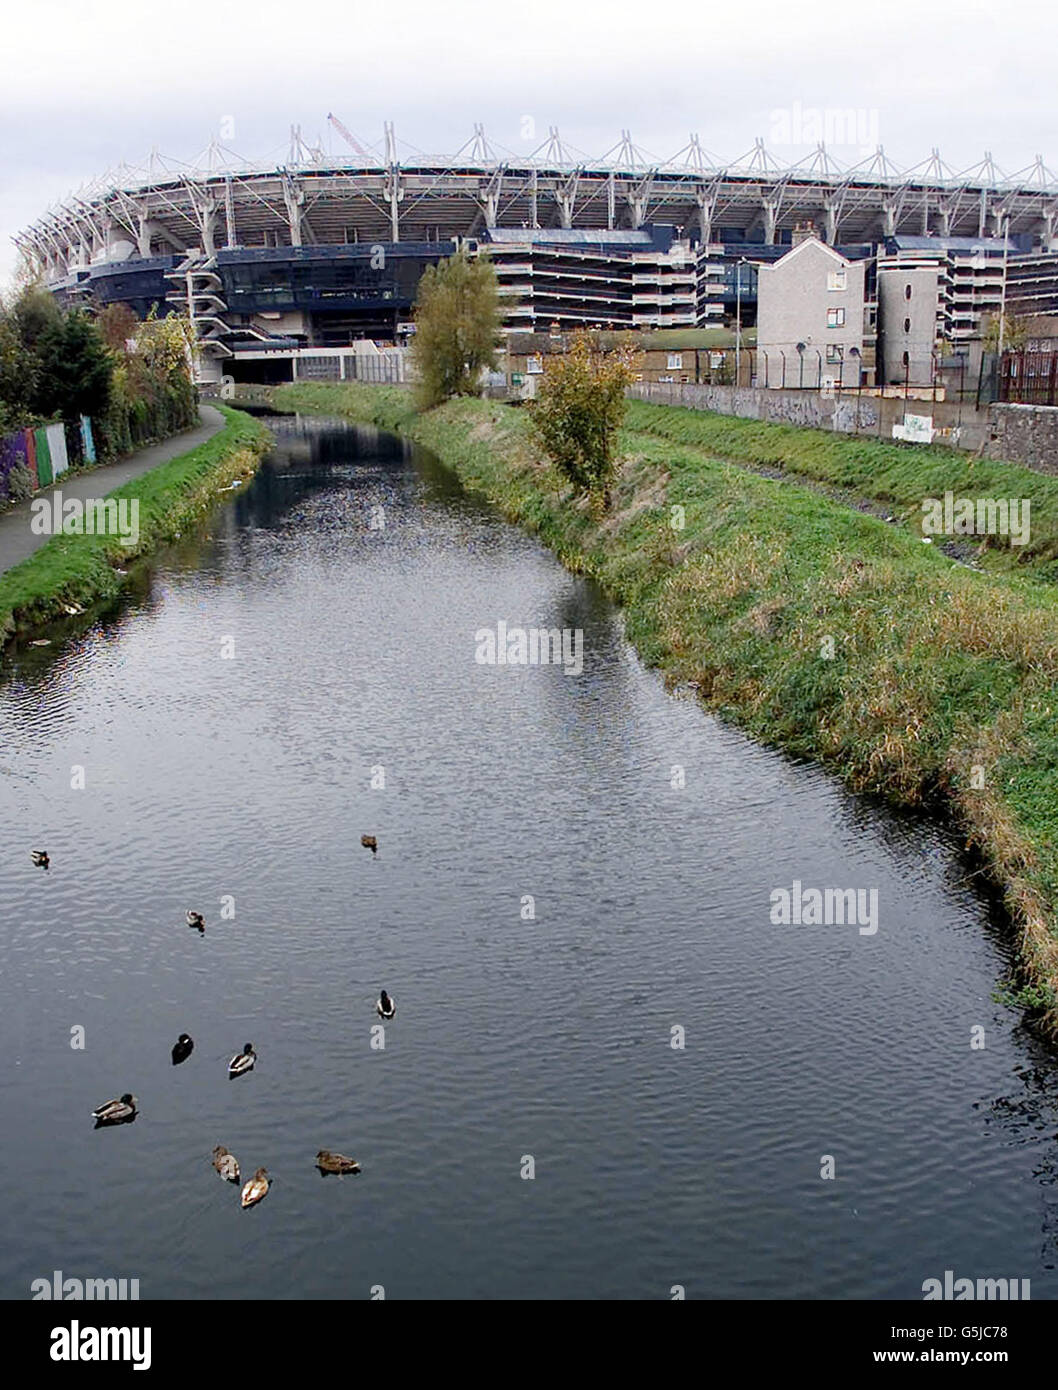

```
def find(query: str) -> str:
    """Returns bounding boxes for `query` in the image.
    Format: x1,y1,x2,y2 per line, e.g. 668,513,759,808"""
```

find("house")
755,235,867,389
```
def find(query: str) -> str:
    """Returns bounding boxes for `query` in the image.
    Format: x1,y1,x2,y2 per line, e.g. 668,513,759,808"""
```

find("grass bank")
276,380,1058,1033
0,404,269,650
623,398,1058,581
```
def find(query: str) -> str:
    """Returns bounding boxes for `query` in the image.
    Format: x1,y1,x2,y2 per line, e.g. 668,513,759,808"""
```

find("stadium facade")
15,136,1058,381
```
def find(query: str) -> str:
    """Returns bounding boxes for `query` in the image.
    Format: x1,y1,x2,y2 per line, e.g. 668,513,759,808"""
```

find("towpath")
0,404,225,577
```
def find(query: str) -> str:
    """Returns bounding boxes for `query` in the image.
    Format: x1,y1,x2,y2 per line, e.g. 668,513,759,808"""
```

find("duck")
171,1033,194,1066
240,1168,270,1209
228,1043,256,1078
376,990,395,1020
185,910,205,931
31,850,50,870
92,1093,137,1126
316,1150,361,1175
361,834,378,853
212,1145,240,1183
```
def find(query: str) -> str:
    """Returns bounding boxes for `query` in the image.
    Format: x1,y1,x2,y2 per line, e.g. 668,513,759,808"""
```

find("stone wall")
983,404,1058,473
627,381,987,452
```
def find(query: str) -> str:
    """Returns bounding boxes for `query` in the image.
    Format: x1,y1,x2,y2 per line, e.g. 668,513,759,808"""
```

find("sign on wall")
892,413,935,443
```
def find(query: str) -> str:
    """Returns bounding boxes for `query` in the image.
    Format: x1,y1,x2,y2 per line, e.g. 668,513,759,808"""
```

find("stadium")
14,126,1058,381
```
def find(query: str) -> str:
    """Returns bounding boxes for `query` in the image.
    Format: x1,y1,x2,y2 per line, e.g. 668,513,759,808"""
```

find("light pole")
735,256,750,386
997,211,1011,359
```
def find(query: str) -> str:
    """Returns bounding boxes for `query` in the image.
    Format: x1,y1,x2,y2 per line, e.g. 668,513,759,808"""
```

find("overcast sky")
1,0,1054,285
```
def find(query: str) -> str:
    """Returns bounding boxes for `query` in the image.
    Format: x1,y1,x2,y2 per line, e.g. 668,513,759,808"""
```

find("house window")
826,345,842,363
902,351,910,366
904,318,911,333
826,307,846,328
827,269,847,291
905,284,913,300
667,353,683,370
527,355,544,375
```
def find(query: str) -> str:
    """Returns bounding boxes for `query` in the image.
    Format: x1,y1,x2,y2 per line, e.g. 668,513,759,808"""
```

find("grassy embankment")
624,398,1058,581
0,405,269,649
276,380,1058,1031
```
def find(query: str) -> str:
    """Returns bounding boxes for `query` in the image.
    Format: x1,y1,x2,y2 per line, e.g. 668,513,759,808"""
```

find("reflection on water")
0,411,1055,1300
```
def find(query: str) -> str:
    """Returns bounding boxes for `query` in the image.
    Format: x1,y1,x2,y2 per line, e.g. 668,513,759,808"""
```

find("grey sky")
2,0,1054,285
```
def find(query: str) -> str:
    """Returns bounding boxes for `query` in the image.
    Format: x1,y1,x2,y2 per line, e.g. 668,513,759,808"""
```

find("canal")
1,410,1057,1300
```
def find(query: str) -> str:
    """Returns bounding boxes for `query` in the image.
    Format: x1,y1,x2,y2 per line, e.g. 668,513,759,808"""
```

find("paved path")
0,404,225,577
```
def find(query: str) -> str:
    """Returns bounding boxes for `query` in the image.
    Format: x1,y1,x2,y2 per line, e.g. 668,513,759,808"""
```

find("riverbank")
621,398,1058,580
0,405,227,574
274,379,1058,1033
0,404,269,650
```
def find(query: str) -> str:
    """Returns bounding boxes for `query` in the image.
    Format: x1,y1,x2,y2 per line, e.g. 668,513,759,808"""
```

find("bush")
7,464,33,502
531,332,636,506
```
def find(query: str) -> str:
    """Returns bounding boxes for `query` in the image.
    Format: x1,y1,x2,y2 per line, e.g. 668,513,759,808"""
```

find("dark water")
2,411,1058,1301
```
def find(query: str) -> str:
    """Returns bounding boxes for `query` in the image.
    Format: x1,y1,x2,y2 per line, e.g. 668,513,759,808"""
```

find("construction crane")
327,113,370,158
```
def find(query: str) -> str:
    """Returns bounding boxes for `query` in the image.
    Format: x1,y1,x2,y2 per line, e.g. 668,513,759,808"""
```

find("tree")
97,302,139,356
0,285,61,425
0,309,36,425
33,310,112,421
410,248,500,408
12,284,62,355
531,331,636,508
982,309,1029,354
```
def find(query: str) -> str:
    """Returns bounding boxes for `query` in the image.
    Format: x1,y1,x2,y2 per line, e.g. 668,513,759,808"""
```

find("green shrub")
531,332,636,506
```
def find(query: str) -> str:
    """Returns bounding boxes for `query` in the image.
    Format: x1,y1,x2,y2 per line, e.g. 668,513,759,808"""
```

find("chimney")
792,220,819,248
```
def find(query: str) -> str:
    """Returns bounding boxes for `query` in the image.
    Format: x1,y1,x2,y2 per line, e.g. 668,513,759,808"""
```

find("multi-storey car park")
14,129,1058,381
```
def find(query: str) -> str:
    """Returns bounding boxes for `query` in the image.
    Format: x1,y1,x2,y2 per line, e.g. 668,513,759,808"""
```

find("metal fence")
294,353,408,384
999,350,1058,406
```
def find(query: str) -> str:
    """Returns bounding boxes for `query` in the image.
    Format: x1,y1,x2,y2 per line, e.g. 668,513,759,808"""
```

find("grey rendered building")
755,235,866,388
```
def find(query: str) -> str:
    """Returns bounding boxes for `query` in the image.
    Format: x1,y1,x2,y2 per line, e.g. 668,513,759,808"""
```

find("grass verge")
276,381,1058,1035
0,404,270,650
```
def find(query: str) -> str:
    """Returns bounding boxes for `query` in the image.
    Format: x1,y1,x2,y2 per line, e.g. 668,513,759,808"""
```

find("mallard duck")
241,1168,270,1208
171,1033,194,1065
316,1150,361,1175
92,1093,137,1126
228,1043,256,1078
376,990,395,1020
185,910,205,931
361,835,377,853
31,850,50,870
212,1145,240,1183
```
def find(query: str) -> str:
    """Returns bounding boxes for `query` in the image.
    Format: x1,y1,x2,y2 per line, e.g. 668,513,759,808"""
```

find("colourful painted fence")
33,427,52,487
0,416,95,503
46,422,68,478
